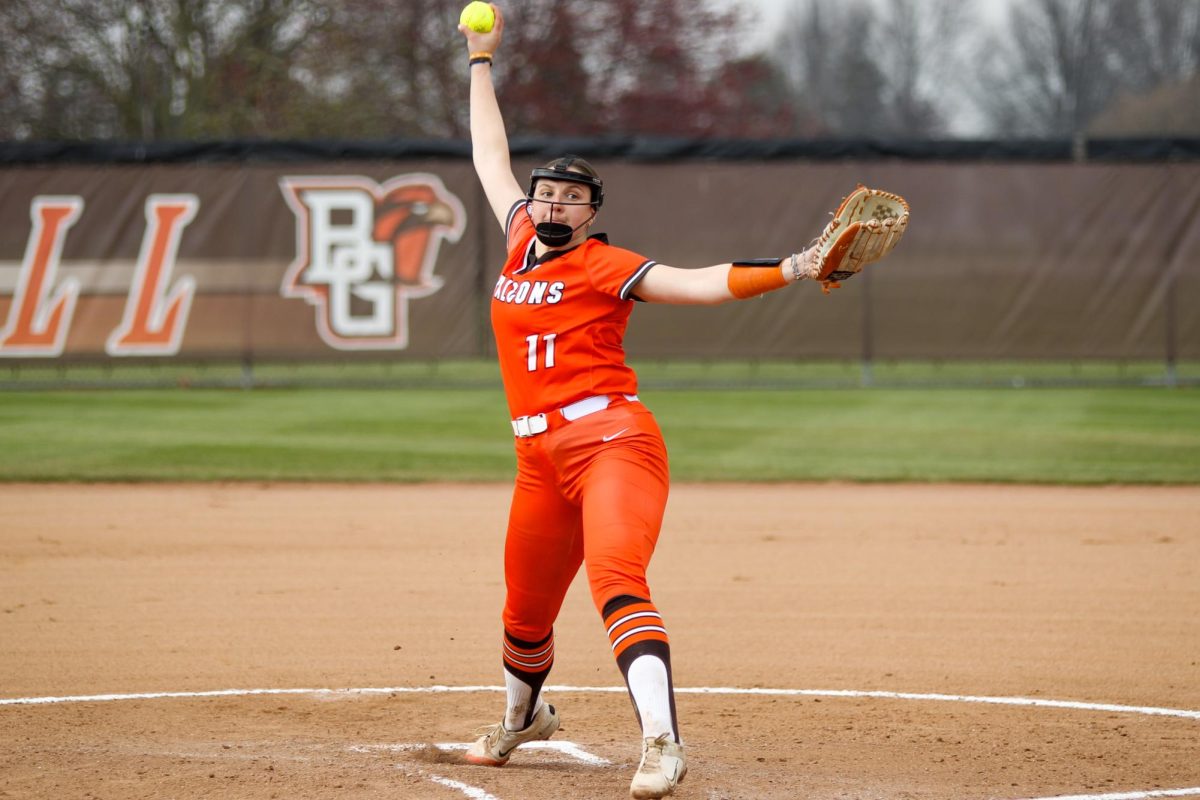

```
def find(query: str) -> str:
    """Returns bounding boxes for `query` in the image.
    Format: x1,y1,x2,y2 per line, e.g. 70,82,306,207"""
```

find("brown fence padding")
1,159,1196,363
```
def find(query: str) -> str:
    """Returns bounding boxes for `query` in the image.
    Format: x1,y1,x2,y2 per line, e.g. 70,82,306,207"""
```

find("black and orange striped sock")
603,595,670,666
602,595,679,741
501,629,554,730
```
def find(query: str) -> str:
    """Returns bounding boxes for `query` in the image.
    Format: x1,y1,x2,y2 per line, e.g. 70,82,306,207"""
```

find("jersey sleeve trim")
504,199,528,242
504,197,532,253
513,239,538,275
619,260,657,301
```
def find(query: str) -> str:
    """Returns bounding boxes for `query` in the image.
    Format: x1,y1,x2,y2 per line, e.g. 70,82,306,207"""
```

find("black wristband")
731,258,784,267
469,56,493,66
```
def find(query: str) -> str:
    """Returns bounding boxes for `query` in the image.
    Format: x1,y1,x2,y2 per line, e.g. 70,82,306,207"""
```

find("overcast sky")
725,0,864,50
722,0,1011,134
739,0,790,34
729,0,1010,49
723,0,788,48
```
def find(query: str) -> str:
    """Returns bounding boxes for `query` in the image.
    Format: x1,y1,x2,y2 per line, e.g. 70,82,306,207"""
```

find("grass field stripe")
3,685,1199,721
1015,788,1200,800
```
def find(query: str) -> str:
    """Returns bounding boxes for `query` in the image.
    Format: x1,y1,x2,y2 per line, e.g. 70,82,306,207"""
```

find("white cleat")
629,733,687,799
464,703,560,766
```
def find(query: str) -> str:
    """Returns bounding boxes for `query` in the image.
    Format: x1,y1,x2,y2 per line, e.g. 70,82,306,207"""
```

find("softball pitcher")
457,6,907,798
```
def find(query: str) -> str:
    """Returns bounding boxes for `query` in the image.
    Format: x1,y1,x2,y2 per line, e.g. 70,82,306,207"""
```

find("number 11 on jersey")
525,332,557,372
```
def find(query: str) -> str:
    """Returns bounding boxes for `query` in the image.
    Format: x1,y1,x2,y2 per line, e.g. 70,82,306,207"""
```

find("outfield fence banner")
1,151,1198,367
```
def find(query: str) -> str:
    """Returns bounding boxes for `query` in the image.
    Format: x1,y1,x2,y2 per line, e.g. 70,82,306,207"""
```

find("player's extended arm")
460,5,524,229
636,185,910,304
634,250,820,305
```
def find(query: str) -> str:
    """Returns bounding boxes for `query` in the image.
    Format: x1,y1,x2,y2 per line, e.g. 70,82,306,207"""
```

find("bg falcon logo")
280,175,465,349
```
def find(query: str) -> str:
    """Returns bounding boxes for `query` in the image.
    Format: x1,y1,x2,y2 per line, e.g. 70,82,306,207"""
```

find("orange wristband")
727,264,788,299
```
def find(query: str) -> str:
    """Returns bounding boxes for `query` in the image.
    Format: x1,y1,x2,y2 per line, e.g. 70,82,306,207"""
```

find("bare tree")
975,0,1118,136
293,0,469,138
705,55,804,138
873,0,975,136
971,0,1200,137
494,0,752,137
772,0,842,135
0,0,329,140
166,0,333,138
0,0,764,141
824,3,891,135
1101,0,1199,91
1085,0,1200,134
481,0,601,136
769,0,972,137
4,0,1198,142
298,0,759,139
0,1,133,139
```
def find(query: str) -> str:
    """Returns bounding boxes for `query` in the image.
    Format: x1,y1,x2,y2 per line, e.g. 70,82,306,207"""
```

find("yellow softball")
459,1,495,33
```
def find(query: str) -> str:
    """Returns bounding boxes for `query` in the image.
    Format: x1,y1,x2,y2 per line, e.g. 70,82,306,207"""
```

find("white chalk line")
3,685,1199,721
392,761,502,800
425,775,501,800
351,740,611,767
4,685,1197,800
371,741,609,799
1017,790,1200,800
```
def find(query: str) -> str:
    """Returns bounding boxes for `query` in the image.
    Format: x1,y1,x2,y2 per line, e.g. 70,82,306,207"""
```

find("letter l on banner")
106,195,199,356
0,197,84,356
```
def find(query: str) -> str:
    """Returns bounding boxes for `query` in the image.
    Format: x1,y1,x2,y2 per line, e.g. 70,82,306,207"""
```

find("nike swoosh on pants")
601,427,630,442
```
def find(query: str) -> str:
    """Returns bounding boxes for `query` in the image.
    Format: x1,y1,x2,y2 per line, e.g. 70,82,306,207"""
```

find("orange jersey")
492,201,656,418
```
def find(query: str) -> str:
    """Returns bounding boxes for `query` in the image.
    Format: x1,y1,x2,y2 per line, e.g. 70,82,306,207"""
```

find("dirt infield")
2,483,1198,800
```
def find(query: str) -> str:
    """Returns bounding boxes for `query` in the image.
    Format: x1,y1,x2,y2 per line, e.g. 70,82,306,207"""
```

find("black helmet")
527,154,604,208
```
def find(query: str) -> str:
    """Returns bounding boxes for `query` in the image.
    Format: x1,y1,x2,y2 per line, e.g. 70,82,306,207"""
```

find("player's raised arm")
458,4,524,229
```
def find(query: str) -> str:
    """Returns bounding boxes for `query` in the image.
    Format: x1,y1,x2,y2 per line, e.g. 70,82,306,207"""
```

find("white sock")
503,670,540,731
626,654,676,741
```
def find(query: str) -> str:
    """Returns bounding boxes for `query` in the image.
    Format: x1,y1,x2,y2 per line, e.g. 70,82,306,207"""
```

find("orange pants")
501,398,670,642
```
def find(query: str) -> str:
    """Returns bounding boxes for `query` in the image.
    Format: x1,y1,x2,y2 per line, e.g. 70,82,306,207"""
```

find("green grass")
1,386,1197,484
656,389,1200,483
1,358,1196,390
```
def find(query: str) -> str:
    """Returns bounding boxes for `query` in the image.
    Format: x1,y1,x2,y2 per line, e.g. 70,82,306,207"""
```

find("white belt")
511,394,639,438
